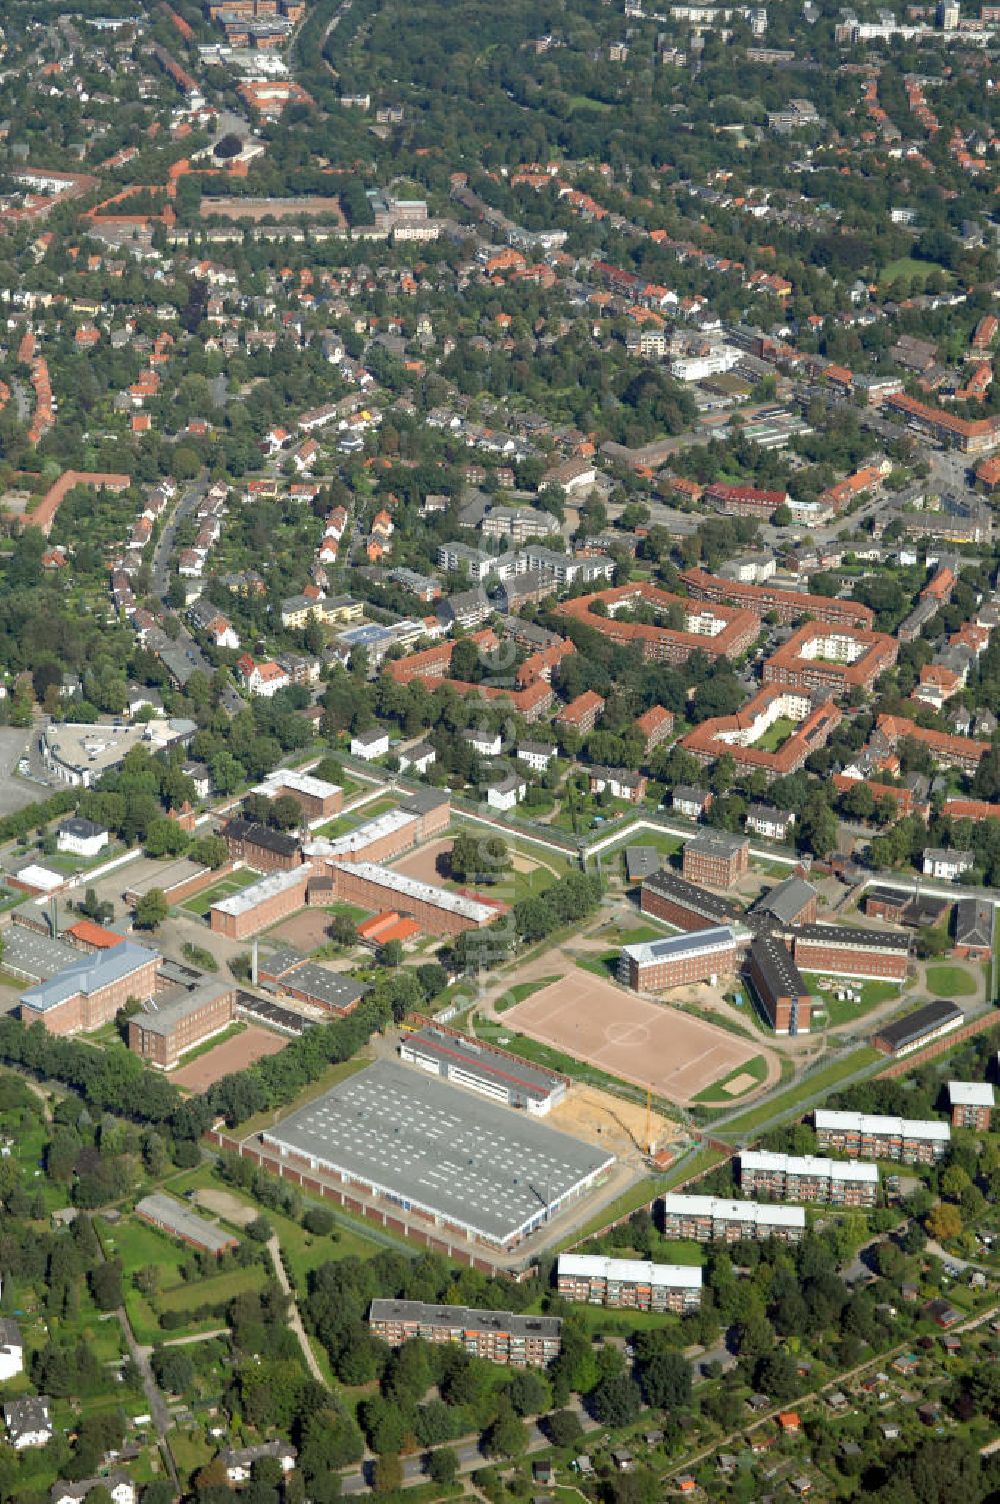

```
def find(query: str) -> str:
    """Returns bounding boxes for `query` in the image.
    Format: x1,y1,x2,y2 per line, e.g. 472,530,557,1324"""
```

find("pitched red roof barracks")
557,581,759,663
680,684,841,778
877,714,991,771
680,567,875,629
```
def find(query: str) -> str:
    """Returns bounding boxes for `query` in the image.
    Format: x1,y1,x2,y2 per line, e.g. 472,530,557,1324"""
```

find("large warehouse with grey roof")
260,1059,614,1249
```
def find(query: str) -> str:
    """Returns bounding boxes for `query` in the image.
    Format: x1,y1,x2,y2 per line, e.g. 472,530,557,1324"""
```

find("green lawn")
925,964,978,998
182,868,261,916
575,950,620,982
495,975,560,1012
754,716,797,753
802,974,901,1028
316,793,399,837
692,1054,769,1105
721,1045,882,1138
98,1213,265,1344
881,255,952,287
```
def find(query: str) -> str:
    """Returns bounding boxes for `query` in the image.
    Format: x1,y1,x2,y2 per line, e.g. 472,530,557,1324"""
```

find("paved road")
340,1399,598,1495
149,478,242,715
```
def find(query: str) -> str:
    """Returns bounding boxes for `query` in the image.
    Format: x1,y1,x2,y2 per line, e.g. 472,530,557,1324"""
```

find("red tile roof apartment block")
554,690,605,735
680,685,842,778
387,629,562,722
763,623,898,695
885,391,1000,454
557,582,759,663
876,714,991,773
635,704,674,754
680,567,875,629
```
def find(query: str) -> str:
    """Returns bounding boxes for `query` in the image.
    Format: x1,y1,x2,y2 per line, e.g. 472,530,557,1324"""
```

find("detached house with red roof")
236,655,290,697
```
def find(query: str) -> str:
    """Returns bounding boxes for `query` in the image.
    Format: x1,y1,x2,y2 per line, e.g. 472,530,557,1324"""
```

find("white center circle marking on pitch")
603,1022,652,1049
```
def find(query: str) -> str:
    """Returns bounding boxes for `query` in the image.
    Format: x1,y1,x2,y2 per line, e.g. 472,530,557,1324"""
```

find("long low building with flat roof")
21,940,160,1035
870,999,963,1057
814,1109,951,1163
251,767,343,820
556,1253,702,1312
618,925,743,991
368,1299,562,1366
261,1059,614,1250
399,1025,567,1114
660,1193,806,1243
136,1193,238,1255
739,1151,879,1205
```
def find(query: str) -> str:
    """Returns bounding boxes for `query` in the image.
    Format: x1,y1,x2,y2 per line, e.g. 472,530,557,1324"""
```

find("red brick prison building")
748,876,818,929
739,1151,879,1206
255,948,369,1015
790,923,910,982
745,933,812,1035
368,1300,562,1367
210,865,311,940
660,1193,805,1243
682,830,750,889
127,980,235,1068
640,869,743,931
618,925,743,991
328,861,500,937
251,768,343,821
20,940,160,1035
221,819,303,873
763,623,898,696
814,1109,950,1164
680,567,875,629
556,1254,702,1312
869,998,964,1057
947,1081,994,1131
304,789,449,867
557,582,759,665
681,685,842,779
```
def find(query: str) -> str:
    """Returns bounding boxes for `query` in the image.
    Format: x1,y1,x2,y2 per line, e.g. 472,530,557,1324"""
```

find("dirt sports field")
267,908,336,952
503,971,767,1108
171,1025,286,1091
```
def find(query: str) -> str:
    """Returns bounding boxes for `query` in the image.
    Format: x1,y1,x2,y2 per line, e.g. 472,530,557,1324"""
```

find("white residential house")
672,785,711,820
486,772,527,811
52,1473,136,1504
922,848,974,881
745,804,795,841
351,729,390,761
56,818,110,859
0,1320,23,1382
464,728,503,758
517,741,557,772
398,743,436,774
235,656,290,698
5,1396,52,1449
